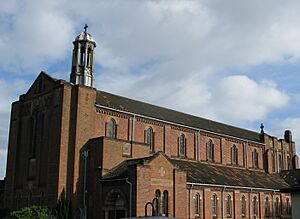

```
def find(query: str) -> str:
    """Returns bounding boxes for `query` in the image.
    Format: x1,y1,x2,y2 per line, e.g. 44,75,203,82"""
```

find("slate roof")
101,153,289,190
280,169,300,191
171,159,289,190
101,154,159,180
96,90,262,143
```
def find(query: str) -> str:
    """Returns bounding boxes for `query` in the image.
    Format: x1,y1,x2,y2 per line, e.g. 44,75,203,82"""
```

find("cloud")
3,0,300,75
1,0,300,177
211,76,289,122
0,79,28,118
0,0,74,74
0,148,7,178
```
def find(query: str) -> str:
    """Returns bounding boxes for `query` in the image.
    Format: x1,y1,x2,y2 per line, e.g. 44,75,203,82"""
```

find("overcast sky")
1,0,300,178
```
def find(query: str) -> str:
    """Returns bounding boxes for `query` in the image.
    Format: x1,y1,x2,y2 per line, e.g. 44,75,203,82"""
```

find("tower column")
70,25,96,87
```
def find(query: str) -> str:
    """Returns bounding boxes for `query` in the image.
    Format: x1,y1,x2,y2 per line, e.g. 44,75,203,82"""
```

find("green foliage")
52,189,71,219
8,189,71,219
10,205,48,219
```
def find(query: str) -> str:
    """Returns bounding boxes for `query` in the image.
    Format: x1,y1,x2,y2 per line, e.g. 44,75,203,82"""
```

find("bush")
10,205,48,219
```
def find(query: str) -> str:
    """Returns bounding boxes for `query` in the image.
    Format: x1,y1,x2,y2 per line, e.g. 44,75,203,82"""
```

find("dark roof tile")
280,169,300,188
170,159,289,190
96,91,262,142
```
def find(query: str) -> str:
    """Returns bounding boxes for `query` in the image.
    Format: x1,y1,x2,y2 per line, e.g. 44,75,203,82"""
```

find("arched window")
253,149,258,168
226,194,232,217
179,134,186,157
212,194,218,218
292,155,298,169
145,127,154,151
287,156,291,169
87,48,92,67
286,198,291,215
275,197,281,216
104,189,127,218
231,145,238,165
272,153,276,172
162,190,169,216
107,119,117,138
80,46,85,65
253,196,258,217
207,140,214,161
241,195,246,218
265,197,270,217
195,193,201,216
154,190,161,216
279,154,283,170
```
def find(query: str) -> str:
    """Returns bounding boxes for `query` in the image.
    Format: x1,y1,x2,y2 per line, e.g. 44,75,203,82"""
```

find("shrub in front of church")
8,205,48,219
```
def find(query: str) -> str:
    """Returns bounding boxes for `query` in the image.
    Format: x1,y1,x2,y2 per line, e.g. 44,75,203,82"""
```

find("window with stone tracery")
162,190,169,216
195,193,201,216
275,197,281,216
212,194,218,218
241,195,246,218
107,119,117,138
207,139,214,161
231,144,238,165
265,197,270,217
155,190,161,216
179,134,186,157
286,197,291,215
253,196,258,217
145,127,154,151
253,149,258,168
226,194,232,217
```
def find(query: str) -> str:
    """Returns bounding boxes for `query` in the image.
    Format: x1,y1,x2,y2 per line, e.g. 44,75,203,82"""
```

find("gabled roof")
101,152,289,190
24,71,57,99
170,159,289,190
96,90,262,143
101,153,166,180
280,169,300,191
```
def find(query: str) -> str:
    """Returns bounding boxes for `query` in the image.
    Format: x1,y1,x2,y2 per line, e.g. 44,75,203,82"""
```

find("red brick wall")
221,139,244,167
200,134,221,163
134,154,183,218
93,104,297,174
186,187,291,219
134,118,165,152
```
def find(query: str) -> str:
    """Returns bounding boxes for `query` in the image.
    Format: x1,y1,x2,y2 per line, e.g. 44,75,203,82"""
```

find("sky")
1,0,300,178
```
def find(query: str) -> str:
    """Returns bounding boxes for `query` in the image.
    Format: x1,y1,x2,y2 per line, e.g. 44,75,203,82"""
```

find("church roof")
75,32,95,43
96,90,262,143
170,159,290,190
101,153,289,190
101,153,162,180
280,169,300,191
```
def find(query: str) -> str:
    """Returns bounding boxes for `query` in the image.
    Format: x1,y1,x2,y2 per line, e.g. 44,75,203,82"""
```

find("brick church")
3,28,299,219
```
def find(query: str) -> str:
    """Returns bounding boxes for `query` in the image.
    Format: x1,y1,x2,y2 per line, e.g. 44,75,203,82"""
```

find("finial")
260,123,264,133
84,24,88,33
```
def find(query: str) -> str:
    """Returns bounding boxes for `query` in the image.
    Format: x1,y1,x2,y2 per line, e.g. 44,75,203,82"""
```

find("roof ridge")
96,90,262,142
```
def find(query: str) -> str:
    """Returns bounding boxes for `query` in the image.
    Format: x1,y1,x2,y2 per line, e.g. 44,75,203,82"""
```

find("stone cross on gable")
159,167,166,176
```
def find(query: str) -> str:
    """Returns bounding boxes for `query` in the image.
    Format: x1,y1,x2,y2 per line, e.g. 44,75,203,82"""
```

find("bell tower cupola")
70,24,96,87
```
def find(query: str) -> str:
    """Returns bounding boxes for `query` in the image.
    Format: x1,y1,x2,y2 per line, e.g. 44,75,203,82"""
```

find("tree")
52,189,71,219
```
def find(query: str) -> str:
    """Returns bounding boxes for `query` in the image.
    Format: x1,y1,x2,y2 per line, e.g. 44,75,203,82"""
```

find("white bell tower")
70,24,96,87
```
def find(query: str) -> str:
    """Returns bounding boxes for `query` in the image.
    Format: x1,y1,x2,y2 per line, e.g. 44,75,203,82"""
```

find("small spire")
84,24,88,33
260,123,264,133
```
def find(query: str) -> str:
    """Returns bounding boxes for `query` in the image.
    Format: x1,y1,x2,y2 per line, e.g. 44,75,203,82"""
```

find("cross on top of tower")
260,123,264,133
84,24,88,33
